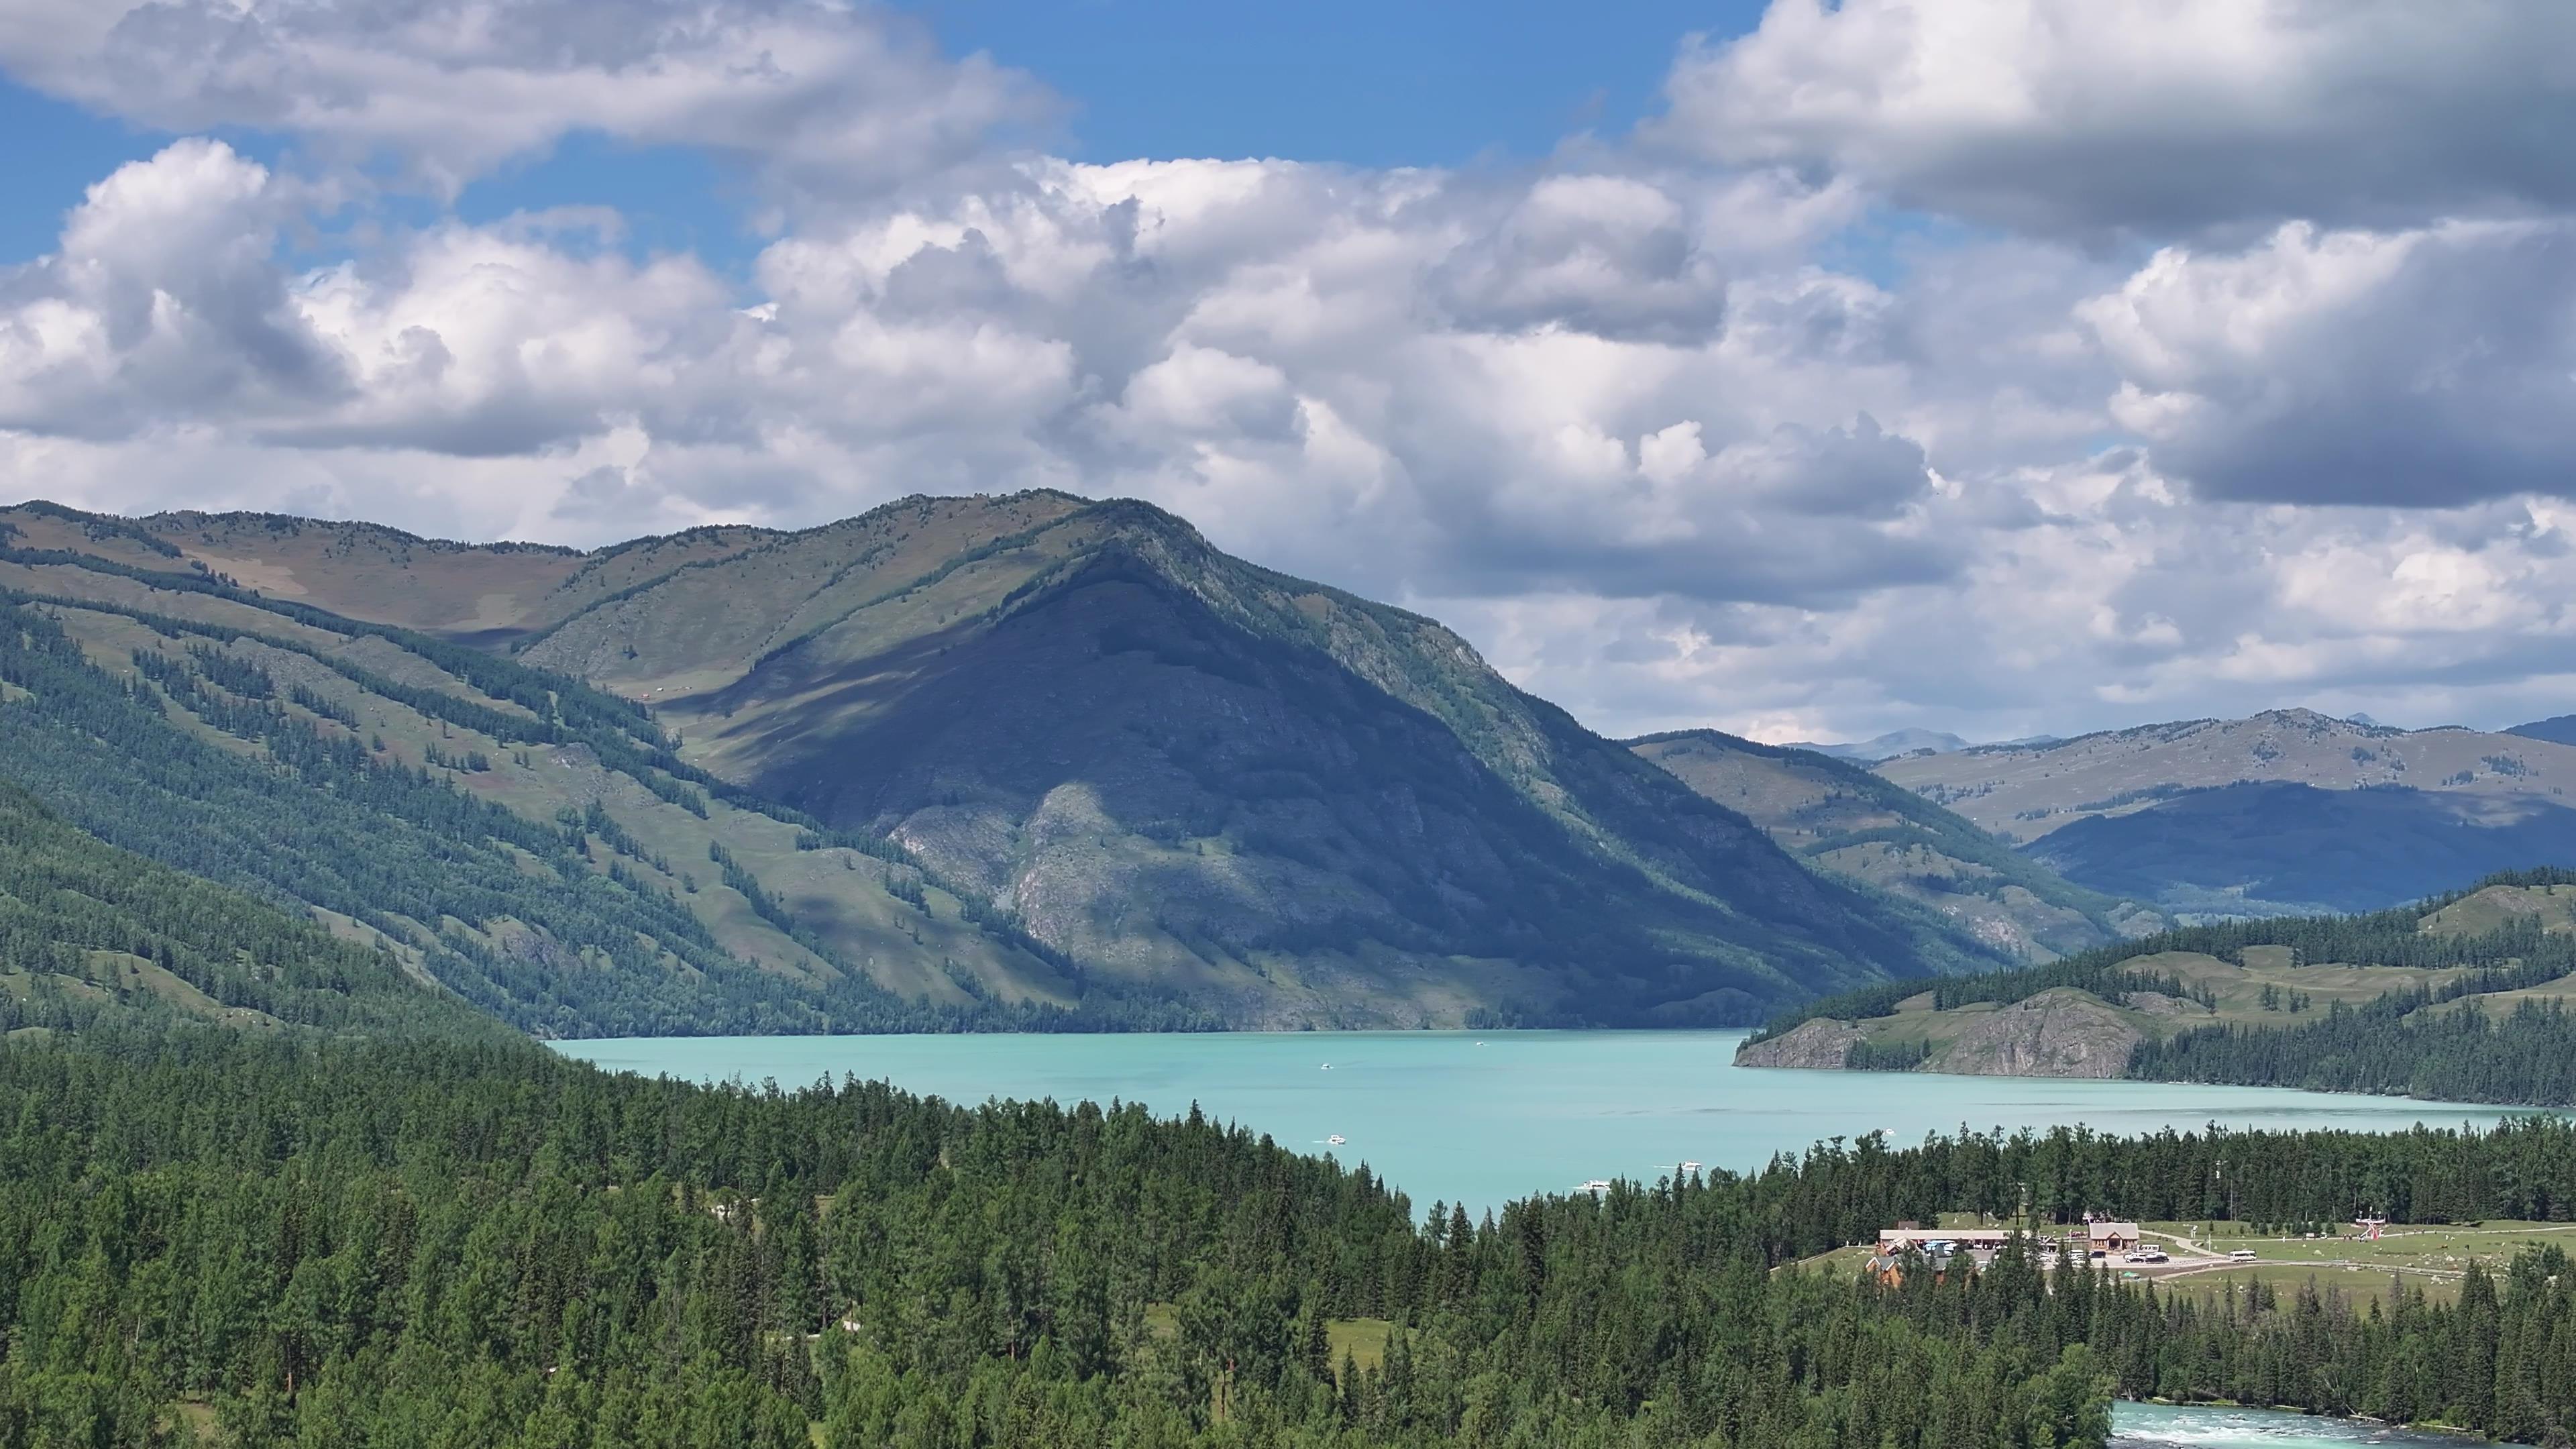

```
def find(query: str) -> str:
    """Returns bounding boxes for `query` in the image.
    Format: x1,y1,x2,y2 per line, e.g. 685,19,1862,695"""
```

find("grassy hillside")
0,781,498,1040
1,495,2005,1028
1871,708,2576,916
1630,729,2167,962
1738,872,2576,1103
0,531,1131,1037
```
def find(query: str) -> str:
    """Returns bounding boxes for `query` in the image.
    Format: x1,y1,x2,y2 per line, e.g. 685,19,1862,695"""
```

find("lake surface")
2113,1401,2491,1446
551,1030,2534,1216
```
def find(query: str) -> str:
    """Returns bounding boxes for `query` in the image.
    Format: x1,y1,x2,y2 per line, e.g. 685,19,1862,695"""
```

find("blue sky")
0,1,1767,269
910,0,1769,164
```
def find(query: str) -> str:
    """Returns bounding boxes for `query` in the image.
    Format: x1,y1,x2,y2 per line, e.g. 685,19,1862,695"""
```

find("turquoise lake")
551,1029,2536,1217
2112,1401,2489,1446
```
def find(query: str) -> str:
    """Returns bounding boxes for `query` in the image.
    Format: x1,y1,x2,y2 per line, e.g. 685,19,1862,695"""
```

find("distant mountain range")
0,493,2018,1032
1782,728,1971,761
1784,728,2065,762
1874,708,2576,916
1629,731,2166,963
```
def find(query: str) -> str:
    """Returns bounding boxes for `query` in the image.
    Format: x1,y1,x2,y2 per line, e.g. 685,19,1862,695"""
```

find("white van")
2229,1248,2258,1262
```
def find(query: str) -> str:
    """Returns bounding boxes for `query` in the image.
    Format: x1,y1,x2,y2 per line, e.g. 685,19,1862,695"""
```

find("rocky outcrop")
2121,989,2198,1017
1733,1018,1864,1069
1928,989,2142,1078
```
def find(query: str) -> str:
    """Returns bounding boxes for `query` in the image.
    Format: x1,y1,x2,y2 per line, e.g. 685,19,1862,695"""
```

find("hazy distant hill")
0,494,2004,1029
1629,730,2167,963
1874,708,2576,916
1780,727,1971,762
2507,714,2576,747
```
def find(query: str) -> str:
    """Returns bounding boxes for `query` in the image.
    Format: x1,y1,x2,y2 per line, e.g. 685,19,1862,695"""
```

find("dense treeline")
11,1018,2576,1446
2135,996,2576,1105
1874,1233,2576,1444
0,1029,2114,1448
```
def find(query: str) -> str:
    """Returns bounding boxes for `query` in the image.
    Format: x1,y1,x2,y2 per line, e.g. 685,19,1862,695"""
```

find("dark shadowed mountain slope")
506,495,2005,1024
2,493,2005,1026
2025,781,2576,916
2507,714,2576,747
1629,730,2167,962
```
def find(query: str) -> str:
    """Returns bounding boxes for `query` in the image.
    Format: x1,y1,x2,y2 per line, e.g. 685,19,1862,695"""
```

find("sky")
3,2,2575,746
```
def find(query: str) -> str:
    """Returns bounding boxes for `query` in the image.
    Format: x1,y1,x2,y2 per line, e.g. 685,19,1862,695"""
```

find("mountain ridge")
1627,728,2167,963
0,492,2007,1028
1874,707,2576,916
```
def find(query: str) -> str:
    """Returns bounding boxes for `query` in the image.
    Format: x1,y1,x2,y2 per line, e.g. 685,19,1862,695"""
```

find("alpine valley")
0,492,2092,1035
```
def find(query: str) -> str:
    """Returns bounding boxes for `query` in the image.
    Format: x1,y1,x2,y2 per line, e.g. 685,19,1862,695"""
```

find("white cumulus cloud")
8,0,2576,744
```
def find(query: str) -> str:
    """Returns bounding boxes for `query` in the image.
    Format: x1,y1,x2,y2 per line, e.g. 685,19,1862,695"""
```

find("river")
2112,1401,2494,1445
549,1028,2533,1217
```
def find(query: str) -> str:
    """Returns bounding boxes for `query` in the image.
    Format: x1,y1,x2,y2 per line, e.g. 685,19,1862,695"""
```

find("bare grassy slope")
1878,708,2576,843
1874,709,2576,915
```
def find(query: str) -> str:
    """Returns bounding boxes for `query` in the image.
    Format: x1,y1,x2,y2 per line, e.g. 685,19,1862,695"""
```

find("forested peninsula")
1740,871,2576,1106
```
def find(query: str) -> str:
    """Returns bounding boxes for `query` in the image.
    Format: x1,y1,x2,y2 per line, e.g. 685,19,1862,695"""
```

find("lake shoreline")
551,1029,2528,1218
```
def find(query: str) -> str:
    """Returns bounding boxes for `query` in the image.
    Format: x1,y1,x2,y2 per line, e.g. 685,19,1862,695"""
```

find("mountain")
1780,727,1971,761
1874,708,2576,916
1735,871,2576,1104
0,515,1096,1040
0,494,2002,1029
1628,731,2167,963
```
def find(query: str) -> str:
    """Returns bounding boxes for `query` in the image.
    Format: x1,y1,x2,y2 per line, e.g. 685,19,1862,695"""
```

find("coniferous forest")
5,746,2576,1444
10,1021,2576,1446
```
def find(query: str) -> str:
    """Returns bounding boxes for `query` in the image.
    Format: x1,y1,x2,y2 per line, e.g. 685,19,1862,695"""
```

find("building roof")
1878,1228,2019,1247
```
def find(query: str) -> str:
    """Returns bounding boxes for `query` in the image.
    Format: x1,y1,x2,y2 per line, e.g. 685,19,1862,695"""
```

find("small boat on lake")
1327,1134,1346,1145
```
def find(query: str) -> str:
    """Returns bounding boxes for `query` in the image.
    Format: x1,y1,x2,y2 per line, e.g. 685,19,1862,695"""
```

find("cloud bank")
3,0,2574,743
